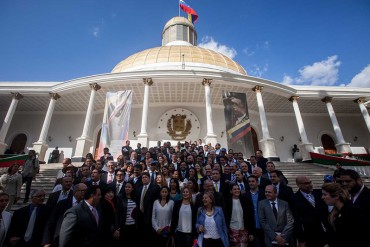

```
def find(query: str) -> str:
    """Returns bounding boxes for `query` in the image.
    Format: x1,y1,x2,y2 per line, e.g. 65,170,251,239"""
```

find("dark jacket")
170,200,197,236
224,195,255,233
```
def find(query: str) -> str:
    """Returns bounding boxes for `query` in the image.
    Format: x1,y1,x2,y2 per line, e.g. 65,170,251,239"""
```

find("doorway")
251,127,259,154
321,134,337,154
9,133,27,154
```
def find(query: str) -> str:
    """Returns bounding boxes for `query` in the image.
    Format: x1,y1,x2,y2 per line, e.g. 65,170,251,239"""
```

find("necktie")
108,174,113,183
151,172,155,182
92,207,99,225
116,183,121,195
140,185,147,212
307,194,315,207
271,202,278,220
240,183,245,191
215,182,219,192
24,206,37,242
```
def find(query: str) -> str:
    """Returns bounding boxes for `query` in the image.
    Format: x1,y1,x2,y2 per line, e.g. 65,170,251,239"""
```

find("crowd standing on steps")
1,140,369,247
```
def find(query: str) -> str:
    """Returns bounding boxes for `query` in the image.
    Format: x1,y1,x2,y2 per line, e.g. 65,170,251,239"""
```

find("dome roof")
163,16,194,32
111,45,247,75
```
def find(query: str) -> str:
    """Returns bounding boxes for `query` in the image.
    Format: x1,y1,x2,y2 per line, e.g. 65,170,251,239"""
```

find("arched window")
321,134,337,154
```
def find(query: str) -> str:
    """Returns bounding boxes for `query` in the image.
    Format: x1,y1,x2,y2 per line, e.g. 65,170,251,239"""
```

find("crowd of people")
0,140,369,247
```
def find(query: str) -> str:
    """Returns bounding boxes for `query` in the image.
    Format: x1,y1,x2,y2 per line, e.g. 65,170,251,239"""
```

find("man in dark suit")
340,169,370,222
233,170,249,194
292,176,329,247
59,186,103,247
194,179,226,211
6,189,50,247
85,169,108,195
258,185,294,247
245,175,266,247
199,164,212,192
132,164,143,190
211,169,228,195
47,176,73,209
135,172,160,246
255,150,268,174
43,183,87,247
107,170,125,197
148,161,159,184
270,170,294,206
100,161,116,184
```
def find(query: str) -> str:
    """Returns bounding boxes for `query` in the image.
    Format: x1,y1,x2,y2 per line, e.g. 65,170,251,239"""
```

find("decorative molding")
11,92,24,100
321,96,332,103
354,97,366,104
49,93,61,100
202,78,213,86
143,78,154,86
252,85,263,92
90,83,101,91
288,96,299,102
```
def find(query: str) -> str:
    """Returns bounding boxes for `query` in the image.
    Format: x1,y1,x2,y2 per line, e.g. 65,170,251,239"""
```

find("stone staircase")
274,161,370,191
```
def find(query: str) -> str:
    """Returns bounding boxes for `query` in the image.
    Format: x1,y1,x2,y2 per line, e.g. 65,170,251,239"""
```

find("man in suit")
148,161,158,184
270,170,294,206
255,150,268,174
132,164,143,190
43,183,87,247
135,172,160,246
47,176,73,208
107,170,125,197
101,161,116,184
340,169,370,222
211,169,228,195
248,156,259,174
233,170,249,194
199,164,212,192
59,186,103,247
7,189,50,247
245,175,266,247
292,176,329,247
85,169,108,195
262,162,288,185
121,140,132,161
194,179,226,211
258,185,294,247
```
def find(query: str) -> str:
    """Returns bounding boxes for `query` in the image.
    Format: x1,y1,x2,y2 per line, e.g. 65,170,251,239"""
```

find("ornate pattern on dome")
111,46,247,75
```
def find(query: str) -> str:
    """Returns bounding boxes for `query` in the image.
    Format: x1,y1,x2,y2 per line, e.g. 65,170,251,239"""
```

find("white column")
33,93,60,161
253,86,277,159
355,97,370,133
322,96,351,153
289,96,314,161
81,83,101,138
202,78,217,146
0,93,23,154
73,84,101,161
137,78,153,147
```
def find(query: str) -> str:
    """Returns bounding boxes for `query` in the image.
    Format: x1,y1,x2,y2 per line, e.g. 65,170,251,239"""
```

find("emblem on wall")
167,114,192,140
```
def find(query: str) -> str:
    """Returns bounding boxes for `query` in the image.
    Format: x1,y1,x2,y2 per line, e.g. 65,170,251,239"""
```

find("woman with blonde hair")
321,182,366,247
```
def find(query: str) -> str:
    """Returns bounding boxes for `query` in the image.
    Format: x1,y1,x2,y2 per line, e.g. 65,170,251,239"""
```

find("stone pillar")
322,96,351,153
253,86,278,160
33,93,60,161
289,96,314,161
0,93,23,154
137,78,153,148
73,83,101,161
202,78,217,146
354,97,370,134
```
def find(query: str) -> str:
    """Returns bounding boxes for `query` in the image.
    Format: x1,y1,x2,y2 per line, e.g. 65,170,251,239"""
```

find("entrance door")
321,134,337,154
251,128,259,154
10,133,27,154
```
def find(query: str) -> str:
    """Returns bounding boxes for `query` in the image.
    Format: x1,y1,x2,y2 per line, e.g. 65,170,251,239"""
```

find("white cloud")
281,55,341,86
347,64,370,87
249,64,269,78
242,47,255,56
199,36,237,59
263,41,270,49
92,27,100,37
282,75,294,85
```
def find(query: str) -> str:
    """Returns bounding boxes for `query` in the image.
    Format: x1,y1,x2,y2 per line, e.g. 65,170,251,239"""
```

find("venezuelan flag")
227,119,251,144
179,0,198,23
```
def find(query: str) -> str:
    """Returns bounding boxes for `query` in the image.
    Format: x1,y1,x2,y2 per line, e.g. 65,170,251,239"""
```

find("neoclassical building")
0,17,369,162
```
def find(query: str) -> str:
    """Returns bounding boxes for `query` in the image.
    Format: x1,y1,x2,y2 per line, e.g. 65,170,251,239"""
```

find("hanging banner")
99,91,132,160
222,91,254,158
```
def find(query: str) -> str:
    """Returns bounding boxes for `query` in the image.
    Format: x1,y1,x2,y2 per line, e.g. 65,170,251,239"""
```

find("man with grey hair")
7,189,50,247
43,183,87,247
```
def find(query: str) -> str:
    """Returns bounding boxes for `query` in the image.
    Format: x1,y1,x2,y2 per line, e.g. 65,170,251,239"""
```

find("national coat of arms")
167,114,192,140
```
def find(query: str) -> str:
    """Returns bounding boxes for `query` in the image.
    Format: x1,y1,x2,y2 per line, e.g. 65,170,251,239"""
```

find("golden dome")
111,46,247,75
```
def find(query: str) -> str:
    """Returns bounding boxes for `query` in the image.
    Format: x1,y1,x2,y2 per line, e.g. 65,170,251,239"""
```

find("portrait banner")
223,91,254,157
99,91,132,160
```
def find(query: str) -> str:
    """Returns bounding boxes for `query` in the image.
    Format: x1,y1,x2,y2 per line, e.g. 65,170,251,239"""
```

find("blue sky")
0,0,369,87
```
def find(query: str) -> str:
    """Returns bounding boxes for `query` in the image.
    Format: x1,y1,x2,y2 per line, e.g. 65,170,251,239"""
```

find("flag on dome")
179,0,198,23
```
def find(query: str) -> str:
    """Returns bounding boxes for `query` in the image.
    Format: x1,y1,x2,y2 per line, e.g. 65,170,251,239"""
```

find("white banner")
99,91,132,160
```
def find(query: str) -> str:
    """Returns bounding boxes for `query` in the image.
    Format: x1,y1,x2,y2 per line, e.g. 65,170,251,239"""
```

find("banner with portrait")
222,91,254,157
99,91,132,160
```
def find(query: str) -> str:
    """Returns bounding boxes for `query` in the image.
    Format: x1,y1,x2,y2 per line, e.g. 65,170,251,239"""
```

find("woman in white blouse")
0,164,22,211
152,186,174,246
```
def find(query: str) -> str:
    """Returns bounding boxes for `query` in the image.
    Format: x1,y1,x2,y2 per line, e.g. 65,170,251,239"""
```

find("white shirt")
177,204,192,233
151,200,174,231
